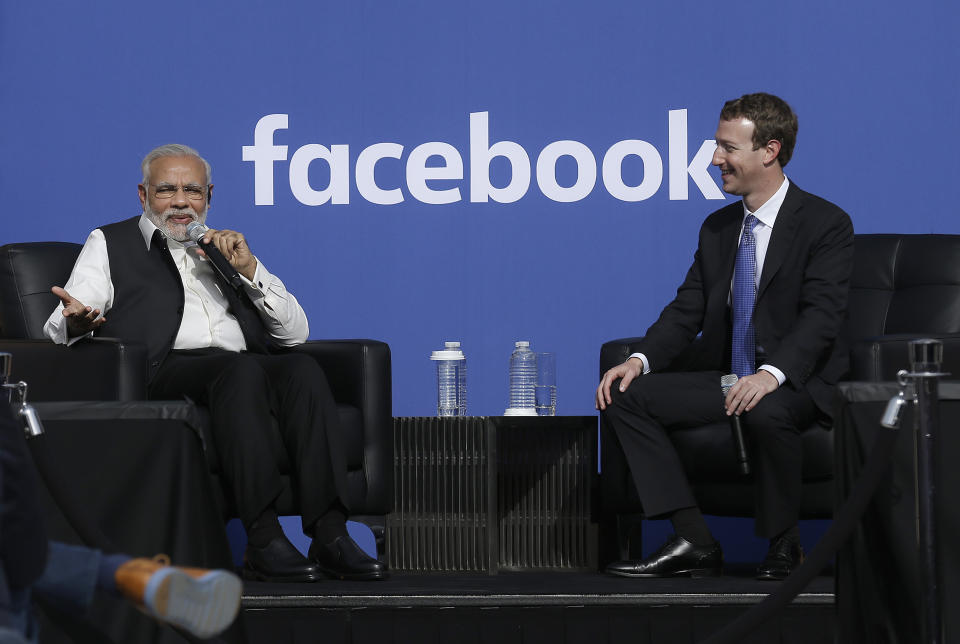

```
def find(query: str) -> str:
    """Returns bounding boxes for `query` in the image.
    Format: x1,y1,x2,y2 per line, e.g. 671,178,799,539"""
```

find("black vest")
99,216,271,381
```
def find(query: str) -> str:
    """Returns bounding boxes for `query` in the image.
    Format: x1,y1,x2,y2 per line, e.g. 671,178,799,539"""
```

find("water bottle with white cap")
430,341,466,416
505,341,537,416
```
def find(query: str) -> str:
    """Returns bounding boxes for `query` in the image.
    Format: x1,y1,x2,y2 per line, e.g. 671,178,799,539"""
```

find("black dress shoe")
605,534,722,578
756,535,803,581
309,535,389,581
243,535,322,582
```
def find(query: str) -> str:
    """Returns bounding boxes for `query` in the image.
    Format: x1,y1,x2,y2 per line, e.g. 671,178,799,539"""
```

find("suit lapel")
718,212,741,284
758,183,804,298
707,205,743,313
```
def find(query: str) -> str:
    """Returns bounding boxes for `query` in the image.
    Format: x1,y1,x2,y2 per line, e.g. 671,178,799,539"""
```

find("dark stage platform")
240,569,835,644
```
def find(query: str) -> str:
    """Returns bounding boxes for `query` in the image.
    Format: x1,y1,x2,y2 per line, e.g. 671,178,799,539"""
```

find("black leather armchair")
599,234,960,560
0,241,393,554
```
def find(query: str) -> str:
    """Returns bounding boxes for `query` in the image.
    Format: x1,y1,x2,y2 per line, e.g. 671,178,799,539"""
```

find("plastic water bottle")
505,341,537,416
431,341,466,416
454,342,467,415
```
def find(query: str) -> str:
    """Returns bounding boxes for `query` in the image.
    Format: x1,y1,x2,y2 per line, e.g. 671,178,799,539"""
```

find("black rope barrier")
699,422,900,644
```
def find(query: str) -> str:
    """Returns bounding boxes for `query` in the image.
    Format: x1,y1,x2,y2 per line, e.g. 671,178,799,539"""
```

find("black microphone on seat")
185,221,244,291
721,374,751,476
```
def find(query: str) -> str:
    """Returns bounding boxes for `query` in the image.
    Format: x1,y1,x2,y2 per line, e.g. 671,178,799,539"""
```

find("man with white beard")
44,144,387,584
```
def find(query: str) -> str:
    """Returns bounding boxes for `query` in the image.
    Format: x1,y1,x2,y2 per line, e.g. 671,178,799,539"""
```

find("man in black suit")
596,93,853,580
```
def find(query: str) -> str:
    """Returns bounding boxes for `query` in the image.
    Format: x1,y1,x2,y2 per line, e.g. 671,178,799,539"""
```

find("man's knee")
282,353,323,379
214,354,269,391
604,376,653,419
743,396,803,442
272,353,331,398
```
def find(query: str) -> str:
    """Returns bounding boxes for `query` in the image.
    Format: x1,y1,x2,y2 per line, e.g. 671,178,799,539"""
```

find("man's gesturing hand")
51,286,105,337
724,370,779,416
197,228,257,280
596,357,644,410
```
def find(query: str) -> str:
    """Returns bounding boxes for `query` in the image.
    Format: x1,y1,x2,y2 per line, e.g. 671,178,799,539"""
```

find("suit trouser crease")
148,350,349,533
602,370,817,538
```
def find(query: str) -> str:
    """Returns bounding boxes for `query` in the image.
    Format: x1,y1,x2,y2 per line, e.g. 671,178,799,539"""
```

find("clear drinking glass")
535,352,556,416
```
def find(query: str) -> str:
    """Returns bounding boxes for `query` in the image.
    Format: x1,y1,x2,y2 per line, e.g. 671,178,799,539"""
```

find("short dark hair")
720,93,798,167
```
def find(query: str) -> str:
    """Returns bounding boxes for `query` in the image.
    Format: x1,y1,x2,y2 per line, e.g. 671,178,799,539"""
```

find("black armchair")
0,241,394,554
599,234,960,560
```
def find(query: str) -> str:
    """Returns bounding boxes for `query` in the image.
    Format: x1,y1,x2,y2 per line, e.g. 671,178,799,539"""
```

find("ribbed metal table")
387,416,598,574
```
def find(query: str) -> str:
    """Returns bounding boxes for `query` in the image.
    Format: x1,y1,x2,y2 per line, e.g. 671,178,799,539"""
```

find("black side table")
387,415,598,574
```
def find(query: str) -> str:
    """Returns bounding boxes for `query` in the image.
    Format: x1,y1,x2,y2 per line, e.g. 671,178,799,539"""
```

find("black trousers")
148,349,348,534
602,370,818,538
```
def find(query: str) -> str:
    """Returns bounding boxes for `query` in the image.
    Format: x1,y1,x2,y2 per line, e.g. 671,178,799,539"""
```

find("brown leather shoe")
115,555,242,638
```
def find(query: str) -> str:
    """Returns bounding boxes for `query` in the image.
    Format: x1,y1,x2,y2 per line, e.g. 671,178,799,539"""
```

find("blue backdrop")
3,0,957,561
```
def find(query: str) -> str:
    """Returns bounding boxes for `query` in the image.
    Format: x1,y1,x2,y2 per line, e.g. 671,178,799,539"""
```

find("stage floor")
240,569,835,644
243,566,834,608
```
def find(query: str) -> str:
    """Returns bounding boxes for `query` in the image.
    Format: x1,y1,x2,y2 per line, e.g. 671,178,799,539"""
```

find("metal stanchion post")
1,351,44,438
906,339,948,644
0,352,10,398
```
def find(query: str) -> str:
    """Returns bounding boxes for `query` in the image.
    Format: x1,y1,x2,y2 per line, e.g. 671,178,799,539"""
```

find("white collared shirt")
630,177,790,384
737,175,790,290
44,214,309,350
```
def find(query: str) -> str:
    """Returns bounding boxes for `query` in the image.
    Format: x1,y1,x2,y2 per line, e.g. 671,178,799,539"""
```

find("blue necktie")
732,214,759,378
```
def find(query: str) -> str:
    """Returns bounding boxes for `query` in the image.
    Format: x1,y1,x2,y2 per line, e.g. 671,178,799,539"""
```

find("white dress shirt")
630,177,791,385
44,214,309,349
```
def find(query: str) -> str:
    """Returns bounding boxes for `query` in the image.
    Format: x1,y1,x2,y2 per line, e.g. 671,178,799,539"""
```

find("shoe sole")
756,553,804,581
607,567,722,579
145,569,242,639
316,566,389,581
240,565,323,583
756,565,800,581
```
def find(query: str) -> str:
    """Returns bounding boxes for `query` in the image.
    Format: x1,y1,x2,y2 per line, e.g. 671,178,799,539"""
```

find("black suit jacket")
637,182,854,417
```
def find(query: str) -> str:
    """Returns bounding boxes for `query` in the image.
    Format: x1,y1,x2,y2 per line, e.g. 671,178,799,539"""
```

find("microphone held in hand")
185,221,244,291
721,373,751,476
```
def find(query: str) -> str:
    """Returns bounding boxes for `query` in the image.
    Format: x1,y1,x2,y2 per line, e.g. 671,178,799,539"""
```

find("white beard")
144,203,207,242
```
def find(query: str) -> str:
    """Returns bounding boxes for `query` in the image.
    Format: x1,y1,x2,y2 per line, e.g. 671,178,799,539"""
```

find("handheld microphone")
186,221,244,291
721,374,751,476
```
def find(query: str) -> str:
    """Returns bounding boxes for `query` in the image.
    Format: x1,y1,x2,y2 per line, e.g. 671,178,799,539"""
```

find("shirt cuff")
241,258,267,298
627,353,651,374
758,364,786,386
44,310,94,346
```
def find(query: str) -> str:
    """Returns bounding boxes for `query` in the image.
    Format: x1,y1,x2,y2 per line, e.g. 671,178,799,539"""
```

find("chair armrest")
599,337,646,376
598,337,646,517
849,334,960,381
0,338,147,401
289,340,392,412
285,339,393,513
